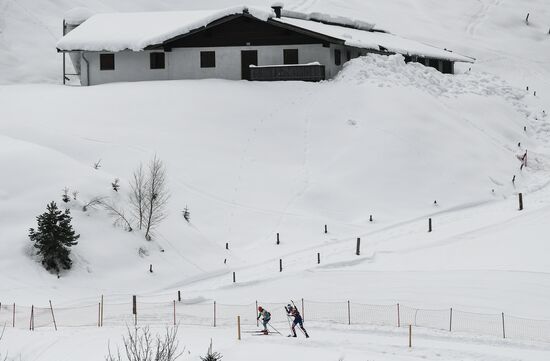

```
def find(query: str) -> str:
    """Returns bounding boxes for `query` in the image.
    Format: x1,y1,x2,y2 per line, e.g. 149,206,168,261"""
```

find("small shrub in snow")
82,196,107,212
112,178,120,192
93,159,102,169
28,201,80,274
200,340,222,361
182,206,190,223
62,187,71,203
105,326,183,361
72,190,79,200
101,200,133,232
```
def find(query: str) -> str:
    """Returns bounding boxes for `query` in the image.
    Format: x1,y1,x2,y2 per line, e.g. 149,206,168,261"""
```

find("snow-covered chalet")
57,5,474,86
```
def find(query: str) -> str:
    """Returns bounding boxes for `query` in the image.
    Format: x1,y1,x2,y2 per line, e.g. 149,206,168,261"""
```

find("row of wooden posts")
232,193,526,280
6,294,511,342
236,303,509,345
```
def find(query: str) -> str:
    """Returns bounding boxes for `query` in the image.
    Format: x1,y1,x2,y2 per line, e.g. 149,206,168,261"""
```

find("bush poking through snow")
182,206,190,223
62,187,71,203
105,326,183,361
112,178,120,192
28,202,80,274
200,339,222,361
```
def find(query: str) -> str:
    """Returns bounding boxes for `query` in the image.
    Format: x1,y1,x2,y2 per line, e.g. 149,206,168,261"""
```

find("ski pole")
268,323,283,336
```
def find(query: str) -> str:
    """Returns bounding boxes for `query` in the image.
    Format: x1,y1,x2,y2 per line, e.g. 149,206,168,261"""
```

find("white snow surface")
57,6,273,52
1,0,550,360
280,9,376,31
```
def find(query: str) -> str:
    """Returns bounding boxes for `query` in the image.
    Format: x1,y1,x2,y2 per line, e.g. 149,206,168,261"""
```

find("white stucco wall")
79,44,337,86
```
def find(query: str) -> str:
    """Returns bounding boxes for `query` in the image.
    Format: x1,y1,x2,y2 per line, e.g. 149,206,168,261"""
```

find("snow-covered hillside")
1,1,550,360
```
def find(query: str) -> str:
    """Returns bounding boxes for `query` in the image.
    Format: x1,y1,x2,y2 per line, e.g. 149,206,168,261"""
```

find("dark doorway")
241,50,258,80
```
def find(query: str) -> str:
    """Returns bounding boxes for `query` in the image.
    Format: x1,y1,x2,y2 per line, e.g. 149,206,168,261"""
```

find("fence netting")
2,299,549,343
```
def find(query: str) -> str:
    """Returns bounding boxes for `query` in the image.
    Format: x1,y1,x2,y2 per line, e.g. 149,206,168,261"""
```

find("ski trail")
465,0,502,37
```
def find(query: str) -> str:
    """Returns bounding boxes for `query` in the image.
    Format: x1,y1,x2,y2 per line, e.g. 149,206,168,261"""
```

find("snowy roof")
275,17,474,63
57,6,272,52
64,7,95,26
56,6,473,63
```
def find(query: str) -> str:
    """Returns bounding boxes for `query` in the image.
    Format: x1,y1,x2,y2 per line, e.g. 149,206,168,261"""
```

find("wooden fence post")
12,303,15,328
100,295,104,327
518,193,523,211
98,302,101,327
49,300,58,331
132,295,137,326
408,324,412,347
213,301,217,327
301,298,305,322
356,238,361,256
233,272,236,283
324,225,328,234
502,312,506,339
397,303,401,327
237,316,241,340
173,300,176,326
347,300,351,325
226,242,229,250
317,253,320,264
178,290,181,302
428,218,432,232
449,308,453,332
30,305,34,331
279,259,283,272
276,233,280,245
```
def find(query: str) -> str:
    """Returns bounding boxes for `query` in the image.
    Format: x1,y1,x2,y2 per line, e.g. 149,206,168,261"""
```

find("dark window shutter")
100,54,115,70
334,49,342,66
150,52,165,69
283,49,299,65
200,51,216,68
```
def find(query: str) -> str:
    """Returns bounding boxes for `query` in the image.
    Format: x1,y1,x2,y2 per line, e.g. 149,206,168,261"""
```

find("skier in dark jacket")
286,304,309,338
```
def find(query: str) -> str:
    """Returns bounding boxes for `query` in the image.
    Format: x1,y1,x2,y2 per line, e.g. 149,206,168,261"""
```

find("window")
442,60,454,74
334,49,342,66
283,49,299,65
428,58,440,70
100,54,115,70
200,51,216,68
150,52,165,69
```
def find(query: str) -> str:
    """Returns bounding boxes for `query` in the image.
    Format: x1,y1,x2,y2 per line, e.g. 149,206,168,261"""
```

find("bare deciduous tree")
105,326,183,361
129,164,147,231
82,196,108,212
101,200,133,232
143,156,169,241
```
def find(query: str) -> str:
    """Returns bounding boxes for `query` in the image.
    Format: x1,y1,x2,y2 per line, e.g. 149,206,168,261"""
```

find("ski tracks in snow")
465,0,503,37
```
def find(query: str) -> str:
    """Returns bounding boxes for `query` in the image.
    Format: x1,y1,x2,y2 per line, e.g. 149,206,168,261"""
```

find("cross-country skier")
286,304,309,338
257,306,271,334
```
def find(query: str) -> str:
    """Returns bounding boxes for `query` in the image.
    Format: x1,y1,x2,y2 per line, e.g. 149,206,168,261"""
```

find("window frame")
200,51,216,68
150,52,166,70
99,53,115,71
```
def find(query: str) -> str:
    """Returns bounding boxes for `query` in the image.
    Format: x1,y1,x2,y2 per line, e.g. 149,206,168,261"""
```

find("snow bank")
57,6,273,52
64,7,95,26
335,54,524,104
277,17,473,63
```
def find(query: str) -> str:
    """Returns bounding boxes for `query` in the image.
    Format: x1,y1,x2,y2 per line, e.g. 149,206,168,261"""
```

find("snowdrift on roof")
276,17,474,63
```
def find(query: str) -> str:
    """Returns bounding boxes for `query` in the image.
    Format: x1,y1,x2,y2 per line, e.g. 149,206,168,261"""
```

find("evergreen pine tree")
29,202,80,273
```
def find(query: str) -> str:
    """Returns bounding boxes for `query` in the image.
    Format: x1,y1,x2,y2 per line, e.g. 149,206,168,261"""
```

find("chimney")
271,3,283,18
